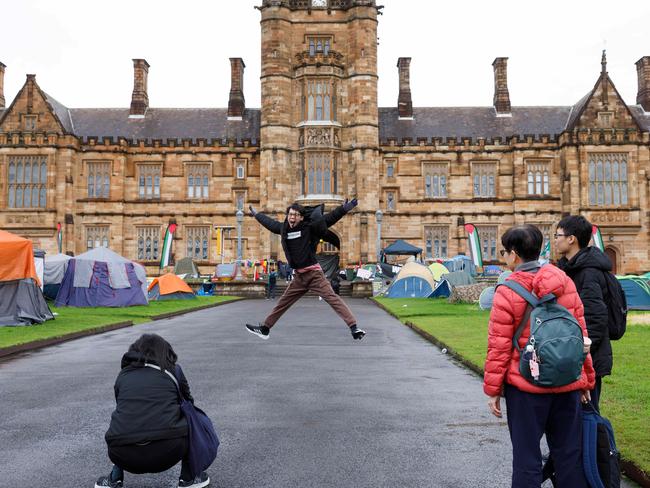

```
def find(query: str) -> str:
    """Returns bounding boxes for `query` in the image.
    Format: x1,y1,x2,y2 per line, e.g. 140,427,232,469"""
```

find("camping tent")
382,240,423,261
618,276,650,310
385,261,436,298
148,273,196,301
174,257,200,279
0,230,54,326
428,262,449,281
55,247,148,307
317,254,340,281
430,279,452,298
43,253,72,300
443,255,477,276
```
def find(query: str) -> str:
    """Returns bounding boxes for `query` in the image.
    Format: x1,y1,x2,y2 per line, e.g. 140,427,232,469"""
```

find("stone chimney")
228,58,246,119
397,57,413,119
129,59,150,117
0,62,6,109
492,57,511,115
636,56,650,112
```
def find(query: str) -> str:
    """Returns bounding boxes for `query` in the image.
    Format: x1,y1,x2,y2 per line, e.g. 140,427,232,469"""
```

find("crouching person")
96,334,211,488
483,225,595,488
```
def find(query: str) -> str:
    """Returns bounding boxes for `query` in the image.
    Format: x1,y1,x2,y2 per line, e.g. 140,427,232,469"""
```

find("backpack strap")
144,362,183,400
499,281,537,352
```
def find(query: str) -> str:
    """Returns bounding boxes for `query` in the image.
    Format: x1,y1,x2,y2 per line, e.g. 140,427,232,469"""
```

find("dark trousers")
267,282,276,299
591,376,602,413
504,384,587,488
108,437,191,481
264,269,356,328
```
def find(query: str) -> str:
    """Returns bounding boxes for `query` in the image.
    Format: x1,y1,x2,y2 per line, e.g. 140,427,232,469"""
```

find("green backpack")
501,280,587,388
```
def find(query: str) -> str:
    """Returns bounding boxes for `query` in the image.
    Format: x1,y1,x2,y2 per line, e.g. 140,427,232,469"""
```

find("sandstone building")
2,0,650,275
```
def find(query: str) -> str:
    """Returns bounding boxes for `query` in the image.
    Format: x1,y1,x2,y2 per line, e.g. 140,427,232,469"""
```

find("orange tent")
148,273,195,301
0,230,39,284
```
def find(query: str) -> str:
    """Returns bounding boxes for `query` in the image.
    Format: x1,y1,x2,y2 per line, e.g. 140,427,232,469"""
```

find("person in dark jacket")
555,215,612,412
95,334,210,488
245,200,365,340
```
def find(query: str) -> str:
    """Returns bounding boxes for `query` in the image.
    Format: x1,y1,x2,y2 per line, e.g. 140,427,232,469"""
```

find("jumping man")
245,199,365,340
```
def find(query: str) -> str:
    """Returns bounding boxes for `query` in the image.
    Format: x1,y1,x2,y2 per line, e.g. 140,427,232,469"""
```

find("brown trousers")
264,269,356,328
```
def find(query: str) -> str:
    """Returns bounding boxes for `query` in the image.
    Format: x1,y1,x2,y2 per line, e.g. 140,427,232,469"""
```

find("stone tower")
258,0,381,263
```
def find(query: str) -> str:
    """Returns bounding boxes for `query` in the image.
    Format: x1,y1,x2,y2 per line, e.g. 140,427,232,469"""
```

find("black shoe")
178,472,210,488
350,325,365,340
245,323,270,340
95,475,123,488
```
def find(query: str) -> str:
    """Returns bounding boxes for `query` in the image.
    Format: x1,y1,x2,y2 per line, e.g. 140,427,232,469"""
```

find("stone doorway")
605,247,618,274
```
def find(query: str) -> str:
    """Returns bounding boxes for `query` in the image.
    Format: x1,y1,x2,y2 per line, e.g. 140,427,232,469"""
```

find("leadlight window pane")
424,226,449,259
31,187,39,207
24,161,31,184
40,162,47,184
589,154,628,207
9,163,15,184
424,163,448,198
40,187,46,207
17,163,23,183
16,187,23,207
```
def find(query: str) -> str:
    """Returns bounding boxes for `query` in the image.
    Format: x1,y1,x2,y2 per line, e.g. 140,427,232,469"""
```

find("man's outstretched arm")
249,205,283,235
323,198,358,227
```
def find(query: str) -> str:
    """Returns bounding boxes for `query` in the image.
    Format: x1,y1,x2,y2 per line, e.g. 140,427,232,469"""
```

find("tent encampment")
43,253,72,300
174,257,200,279
0,230,54,326
618,276,650,310
430,279,452,298
55,247,148,307
148,273,196,301
385,261,436,298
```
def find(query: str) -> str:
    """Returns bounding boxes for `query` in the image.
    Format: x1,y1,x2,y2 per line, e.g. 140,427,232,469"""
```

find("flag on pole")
215,228,222,257
56,222,63,254
160,223,177,269
254,265,260,281
464,223,483,268
591,225,605,251
541,240,551,261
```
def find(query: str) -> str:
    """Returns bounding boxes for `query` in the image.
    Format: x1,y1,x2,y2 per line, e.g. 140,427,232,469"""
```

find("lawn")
375,297,650,477
0,296,239,349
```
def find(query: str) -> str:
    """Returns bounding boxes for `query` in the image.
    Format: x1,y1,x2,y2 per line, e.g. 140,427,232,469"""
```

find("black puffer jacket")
104,351,193,447
558,247,613,376
255,204,348,270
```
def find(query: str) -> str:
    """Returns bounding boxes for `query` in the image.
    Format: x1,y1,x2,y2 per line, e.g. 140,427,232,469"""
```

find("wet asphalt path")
0,298,637,487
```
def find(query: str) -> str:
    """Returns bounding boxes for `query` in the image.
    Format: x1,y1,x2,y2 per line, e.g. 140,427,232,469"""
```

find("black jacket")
254,204,348,270
104,351,193,447
558,247,613,376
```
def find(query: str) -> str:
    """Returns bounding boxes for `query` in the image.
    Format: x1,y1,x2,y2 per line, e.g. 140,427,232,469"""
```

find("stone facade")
1,0,650,275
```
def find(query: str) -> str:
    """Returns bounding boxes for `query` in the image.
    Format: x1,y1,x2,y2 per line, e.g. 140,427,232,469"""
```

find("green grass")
375,297,650,476
0,296,239,349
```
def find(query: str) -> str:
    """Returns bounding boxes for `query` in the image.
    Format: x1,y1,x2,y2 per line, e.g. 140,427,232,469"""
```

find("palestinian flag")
591,225,605,251
160,223,177,269
540,240,551,261
464,223,483,268
56,222,63,253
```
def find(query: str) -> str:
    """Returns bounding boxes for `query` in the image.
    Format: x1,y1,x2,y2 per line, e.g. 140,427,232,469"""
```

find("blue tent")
443,255,477,276
618,277,650,310
429,279,451,298
385,262,435,298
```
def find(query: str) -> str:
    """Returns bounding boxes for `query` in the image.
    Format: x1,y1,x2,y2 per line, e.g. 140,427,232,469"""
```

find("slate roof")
378,106,575,143
3,93,649,145
67,107,261,144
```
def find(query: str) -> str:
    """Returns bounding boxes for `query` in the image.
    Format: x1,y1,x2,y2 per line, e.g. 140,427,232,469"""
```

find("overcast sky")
2,0,650,110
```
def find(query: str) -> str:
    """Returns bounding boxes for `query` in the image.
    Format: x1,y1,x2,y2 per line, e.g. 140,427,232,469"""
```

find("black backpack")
583,402,620,488
602,272,627,340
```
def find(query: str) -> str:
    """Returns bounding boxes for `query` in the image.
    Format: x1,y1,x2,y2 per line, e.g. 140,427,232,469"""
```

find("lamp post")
375,209,383,263
236,209,244,262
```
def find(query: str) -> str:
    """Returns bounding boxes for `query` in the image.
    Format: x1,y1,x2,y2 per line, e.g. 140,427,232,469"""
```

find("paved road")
0,298,637,487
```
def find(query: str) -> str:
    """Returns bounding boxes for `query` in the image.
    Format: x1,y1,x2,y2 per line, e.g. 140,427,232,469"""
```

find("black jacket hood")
559,246,612,273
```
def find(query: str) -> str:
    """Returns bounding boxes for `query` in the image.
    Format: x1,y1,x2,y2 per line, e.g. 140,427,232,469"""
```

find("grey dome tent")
43,253,72,300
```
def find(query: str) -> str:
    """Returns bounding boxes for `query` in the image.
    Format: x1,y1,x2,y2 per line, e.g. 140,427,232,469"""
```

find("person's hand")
488,395,502,418
343,198,358,212
580,389,591,404
249,205,257,217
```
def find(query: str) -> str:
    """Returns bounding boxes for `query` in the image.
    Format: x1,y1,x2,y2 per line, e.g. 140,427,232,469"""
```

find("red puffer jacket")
483,264,596,397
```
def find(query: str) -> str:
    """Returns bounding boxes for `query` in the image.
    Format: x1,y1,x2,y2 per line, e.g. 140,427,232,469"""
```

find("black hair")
128,333,178,372
557,215,592,248
501,224,544,262
285,203,305,216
